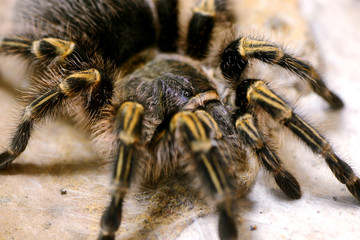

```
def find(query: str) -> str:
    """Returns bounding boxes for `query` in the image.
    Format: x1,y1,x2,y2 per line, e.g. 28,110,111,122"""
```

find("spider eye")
182,90,192,98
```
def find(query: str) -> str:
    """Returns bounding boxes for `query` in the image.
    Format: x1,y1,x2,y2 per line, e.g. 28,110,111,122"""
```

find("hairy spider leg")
155,0,180,52
170,110,237,240
220,38,344,109
0,69,104,169
238,79,360,201
0,36,32,55
99,102,144,240
0,37,81,65
186,0,216,59
236,113,301,199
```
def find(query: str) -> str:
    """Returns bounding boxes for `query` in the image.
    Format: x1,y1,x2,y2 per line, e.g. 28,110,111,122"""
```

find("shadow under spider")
0,158,107,176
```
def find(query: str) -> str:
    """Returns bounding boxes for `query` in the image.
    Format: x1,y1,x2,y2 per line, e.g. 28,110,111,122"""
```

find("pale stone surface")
1,0,360,240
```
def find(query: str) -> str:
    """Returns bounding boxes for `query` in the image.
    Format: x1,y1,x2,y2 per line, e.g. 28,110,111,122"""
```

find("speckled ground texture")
0,0,360,239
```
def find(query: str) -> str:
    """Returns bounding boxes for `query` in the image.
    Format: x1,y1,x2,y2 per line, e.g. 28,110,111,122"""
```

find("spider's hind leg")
220,37,344,109
238,79,360,201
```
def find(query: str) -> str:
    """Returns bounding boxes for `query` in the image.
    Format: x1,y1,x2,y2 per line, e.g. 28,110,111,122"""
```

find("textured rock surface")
0,0,360,239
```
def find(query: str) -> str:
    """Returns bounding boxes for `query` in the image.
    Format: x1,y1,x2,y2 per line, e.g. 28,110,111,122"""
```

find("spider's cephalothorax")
0,0,359,239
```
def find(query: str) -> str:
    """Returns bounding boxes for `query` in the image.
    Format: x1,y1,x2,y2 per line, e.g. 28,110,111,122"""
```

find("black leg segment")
0,69,106,169
155,0,180,52
220,37,343,109
99,102,144,239
238,79,360,201
170,110,238,240
186,0,216,59
236,113,301,199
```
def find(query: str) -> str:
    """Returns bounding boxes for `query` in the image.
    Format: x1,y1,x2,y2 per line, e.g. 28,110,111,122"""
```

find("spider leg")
98,102,144,240
0,69,104,169
237,79,360,201
0,36,81,65
220,38,344,109
236,113,301,199
186,0,216,59
170,110,237,240
155,0,180,52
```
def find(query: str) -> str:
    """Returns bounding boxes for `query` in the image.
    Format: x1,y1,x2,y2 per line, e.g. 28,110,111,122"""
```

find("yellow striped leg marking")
200,153,224,195
59,69,101,96
31,38,75,59
24,69,102,120
183,90,220,110
1,37,31,48
114,145,134,187
239,38,284,62
171,111,227,195
238,38,343,109
24,92,59,120
286,114,333,158
171,112,211,152
236,113,283,171
118,102,144,145
236,113,264,147
194,0,216,16
114,102,144,186
247,81,293,121
194,110,223,139
247,81,336,162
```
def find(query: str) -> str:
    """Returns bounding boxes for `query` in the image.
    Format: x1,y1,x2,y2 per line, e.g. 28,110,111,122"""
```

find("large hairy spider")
0,0,359,239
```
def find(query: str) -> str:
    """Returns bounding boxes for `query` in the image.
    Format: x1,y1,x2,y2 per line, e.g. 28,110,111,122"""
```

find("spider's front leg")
235,113,301,199
0,68,107,168
99,102,144,240
237,79,360,201
170,110,237,240
220,37,344,109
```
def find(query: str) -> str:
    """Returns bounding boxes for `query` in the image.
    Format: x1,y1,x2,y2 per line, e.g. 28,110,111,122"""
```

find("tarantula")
0,0,359,239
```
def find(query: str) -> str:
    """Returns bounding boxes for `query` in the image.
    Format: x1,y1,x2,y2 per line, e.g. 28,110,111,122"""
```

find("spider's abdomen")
16,0,157,66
